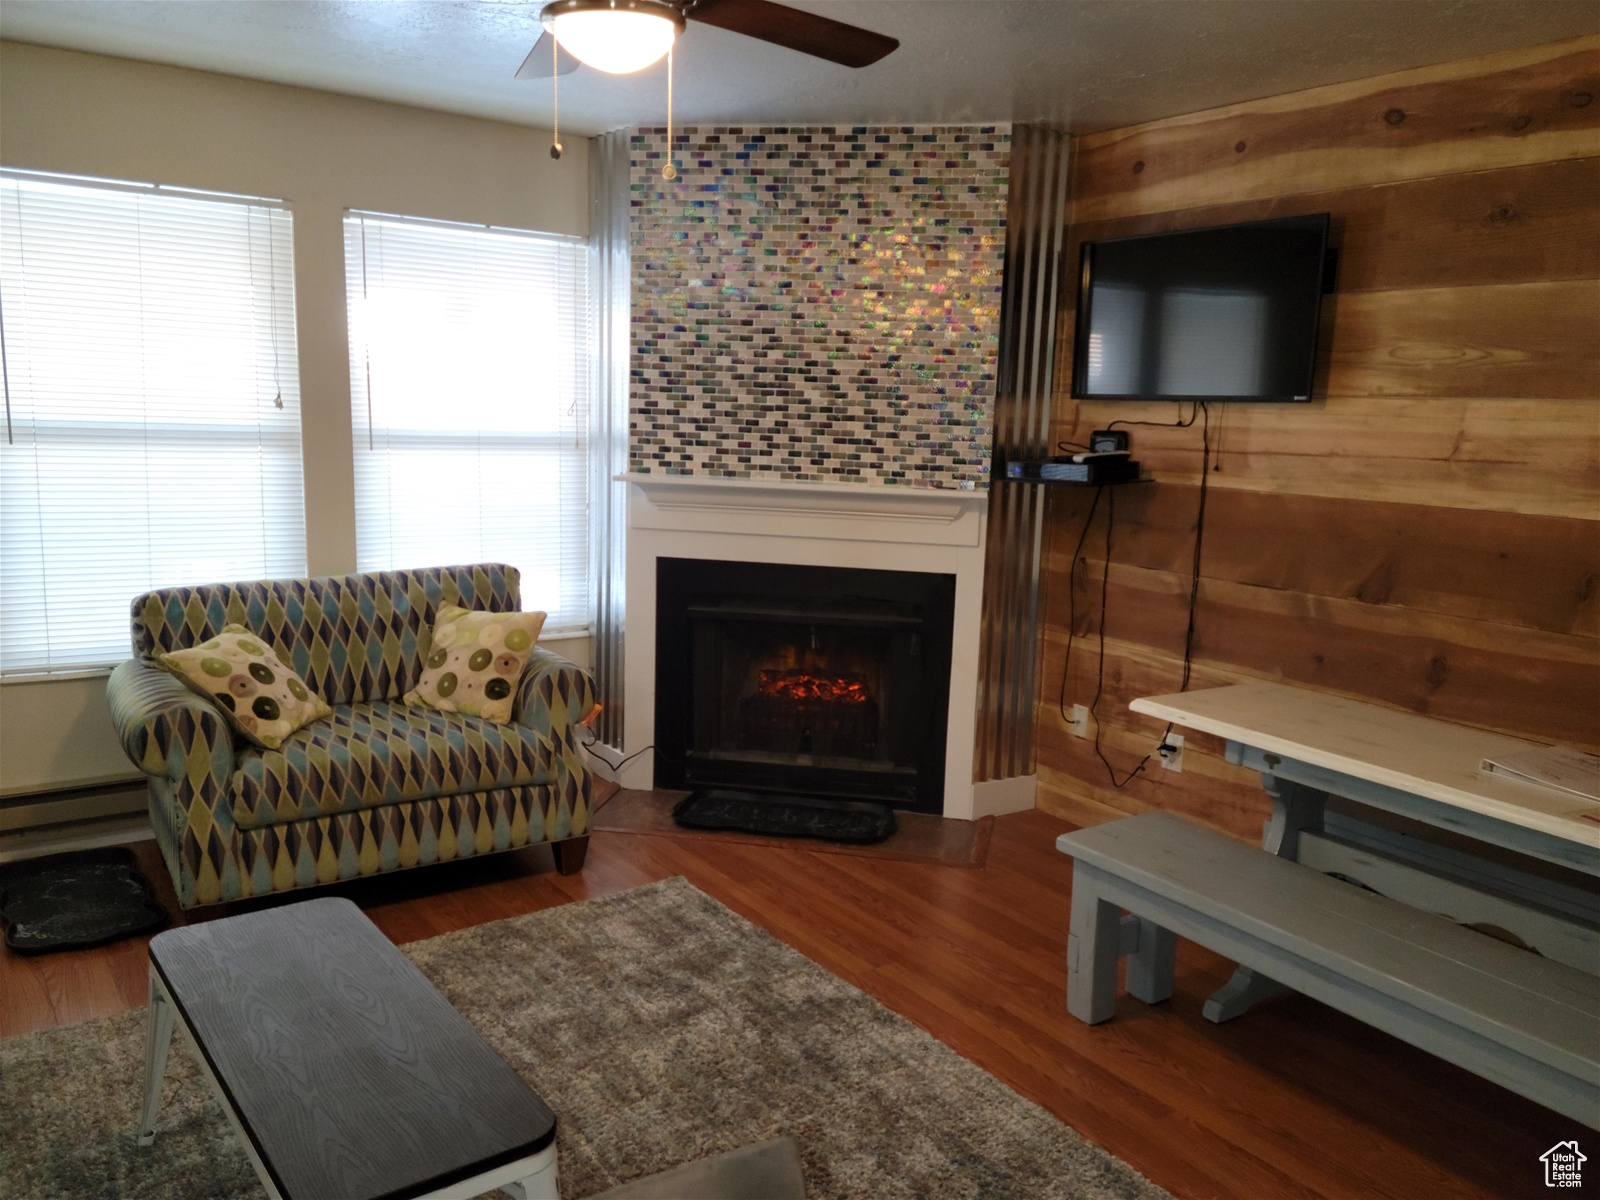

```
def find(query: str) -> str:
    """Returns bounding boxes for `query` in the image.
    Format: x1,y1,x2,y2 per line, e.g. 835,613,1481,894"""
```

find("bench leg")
1066,871,1122,1024
1203,966,1292,1023
499,1142,559,1200
1126,917,1175,1005
136,967,176,1146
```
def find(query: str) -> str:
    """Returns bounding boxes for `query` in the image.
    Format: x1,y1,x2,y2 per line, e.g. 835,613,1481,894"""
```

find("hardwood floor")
2,810,1582,1200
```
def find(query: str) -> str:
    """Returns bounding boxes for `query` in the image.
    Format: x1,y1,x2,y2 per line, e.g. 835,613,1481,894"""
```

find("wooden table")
1130,682,1600,1018
136,898,558,1200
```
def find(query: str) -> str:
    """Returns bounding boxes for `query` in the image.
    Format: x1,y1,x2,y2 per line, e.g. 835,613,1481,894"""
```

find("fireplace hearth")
655,558,956,814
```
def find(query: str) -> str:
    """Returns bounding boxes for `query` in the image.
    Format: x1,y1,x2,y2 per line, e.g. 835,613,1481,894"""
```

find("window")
0,171,303,676
345,213,593,633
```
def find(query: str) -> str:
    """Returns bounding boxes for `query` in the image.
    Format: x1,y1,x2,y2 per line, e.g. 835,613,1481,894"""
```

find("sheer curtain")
0,170,304,676
345,212,593,632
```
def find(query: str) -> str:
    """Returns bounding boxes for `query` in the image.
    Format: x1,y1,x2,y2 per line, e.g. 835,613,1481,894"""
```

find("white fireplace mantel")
619,474,986,546
617,473,993,820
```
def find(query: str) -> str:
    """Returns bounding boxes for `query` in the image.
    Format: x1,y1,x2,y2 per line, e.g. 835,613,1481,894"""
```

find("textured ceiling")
2,1,1595,135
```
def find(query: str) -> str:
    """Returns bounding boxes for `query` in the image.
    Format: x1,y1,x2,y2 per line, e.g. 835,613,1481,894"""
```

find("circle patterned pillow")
156,624,331,749
406,606,547,724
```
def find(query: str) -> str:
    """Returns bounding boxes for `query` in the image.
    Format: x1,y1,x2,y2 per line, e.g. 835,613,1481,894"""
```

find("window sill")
538,628,591,643
2,666,120,686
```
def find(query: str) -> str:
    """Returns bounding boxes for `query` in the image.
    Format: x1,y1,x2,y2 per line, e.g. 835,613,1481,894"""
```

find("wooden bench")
138,897,559,1200
1056,812,1600,1130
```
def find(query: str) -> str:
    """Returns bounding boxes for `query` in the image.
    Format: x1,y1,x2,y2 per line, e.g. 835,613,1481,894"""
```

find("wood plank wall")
1036,36,1600,838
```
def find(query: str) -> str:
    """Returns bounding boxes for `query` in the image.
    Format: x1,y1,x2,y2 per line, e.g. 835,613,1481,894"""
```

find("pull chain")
550,35,563,160
662,48,677,181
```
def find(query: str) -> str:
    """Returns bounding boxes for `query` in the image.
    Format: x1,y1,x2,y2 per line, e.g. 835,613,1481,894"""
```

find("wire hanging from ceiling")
551,32,563,160
547,33,676,179
663,48,677,181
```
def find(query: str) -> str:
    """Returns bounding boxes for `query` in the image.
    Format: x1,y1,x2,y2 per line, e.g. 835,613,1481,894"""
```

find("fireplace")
654,558,956,814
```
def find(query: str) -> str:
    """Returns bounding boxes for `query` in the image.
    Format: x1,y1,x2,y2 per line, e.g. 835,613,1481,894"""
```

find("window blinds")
0,171,304,676
345,213,593,633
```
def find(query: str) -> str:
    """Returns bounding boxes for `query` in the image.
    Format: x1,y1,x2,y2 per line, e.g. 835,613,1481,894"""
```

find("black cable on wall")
1056,399,1213,789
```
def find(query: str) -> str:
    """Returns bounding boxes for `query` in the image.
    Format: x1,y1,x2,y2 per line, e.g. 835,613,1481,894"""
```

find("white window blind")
345,213,592,633
0,171,304,676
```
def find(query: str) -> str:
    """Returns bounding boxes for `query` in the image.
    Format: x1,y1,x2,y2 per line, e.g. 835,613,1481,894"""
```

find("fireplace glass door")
655,559,955,813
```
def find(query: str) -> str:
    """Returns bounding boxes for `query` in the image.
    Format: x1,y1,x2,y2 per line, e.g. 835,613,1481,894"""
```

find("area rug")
594,788,993,867
0,878,1164,1200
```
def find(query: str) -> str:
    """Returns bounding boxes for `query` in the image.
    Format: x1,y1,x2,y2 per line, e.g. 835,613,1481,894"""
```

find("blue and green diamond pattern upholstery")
109,564,596,907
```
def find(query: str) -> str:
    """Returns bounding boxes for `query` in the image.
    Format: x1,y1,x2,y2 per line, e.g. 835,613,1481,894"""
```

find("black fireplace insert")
654,558,956,814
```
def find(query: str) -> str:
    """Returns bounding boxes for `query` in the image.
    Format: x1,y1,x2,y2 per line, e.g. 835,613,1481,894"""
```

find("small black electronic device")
1072,213,1332,403
1089,430,1129,453
1005,456,1141,485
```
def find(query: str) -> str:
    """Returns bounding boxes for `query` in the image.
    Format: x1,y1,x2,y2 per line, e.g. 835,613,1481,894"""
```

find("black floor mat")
0,847,168,954
673,789,897,844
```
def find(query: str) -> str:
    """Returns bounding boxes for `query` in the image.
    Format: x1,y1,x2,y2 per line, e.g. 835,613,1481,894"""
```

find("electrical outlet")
1158,734,1185,772
1069,704,1089,739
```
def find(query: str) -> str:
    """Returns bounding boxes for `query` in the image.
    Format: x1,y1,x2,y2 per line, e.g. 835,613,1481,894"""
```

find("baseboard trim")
971,775,1037,819
0,812,154,864
580,738,624,784
0,781,147,834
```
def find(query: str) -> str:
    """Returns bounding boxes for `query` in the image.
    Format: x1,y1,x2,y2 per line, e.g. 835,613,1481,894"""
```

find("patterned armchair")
106,564,597,908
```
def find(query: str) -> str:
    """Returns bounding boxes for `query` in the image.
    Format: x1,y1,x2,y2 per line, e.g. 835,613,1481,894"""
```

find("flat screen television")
1071,213,1332,403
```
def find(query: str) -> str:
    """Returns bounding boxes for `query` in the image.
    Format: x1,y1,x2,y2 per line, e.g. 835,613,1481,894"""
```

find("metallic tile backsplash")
629,125,1010,488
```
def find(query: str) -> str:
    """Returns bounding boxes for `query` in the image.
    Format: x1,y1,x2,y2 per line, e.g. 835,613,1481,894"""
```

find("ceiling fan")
514,0,900,79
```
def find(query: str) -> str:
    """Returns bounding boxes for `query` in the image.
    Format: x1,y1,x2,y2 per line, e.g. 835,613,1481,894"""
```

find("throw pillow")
156,624,331,750
406,606,546,724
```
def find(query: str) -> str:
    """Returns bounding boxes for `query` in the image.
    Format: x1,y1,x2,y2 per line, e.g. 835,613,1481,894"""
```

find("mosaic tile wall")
629,125,1010,488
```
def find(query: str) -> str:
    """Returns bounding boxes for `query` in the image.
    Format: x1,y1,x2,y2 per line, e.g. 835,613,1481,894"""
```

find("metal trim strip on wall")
974,124,1072,782
589,129,632,748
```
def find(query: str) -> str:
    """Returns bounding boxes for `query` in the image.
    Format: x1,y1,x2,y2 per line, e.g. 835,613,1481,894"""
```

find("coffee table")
136,897,558,1200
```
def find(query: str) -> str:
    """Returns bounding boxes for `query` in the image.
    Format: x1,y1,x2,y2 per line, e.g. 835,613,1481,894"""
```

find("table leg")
1203,769,1328,1024
1260,772,1327,858
1203,967,1293,1022
136,967,176,1146
499,1143,559,1200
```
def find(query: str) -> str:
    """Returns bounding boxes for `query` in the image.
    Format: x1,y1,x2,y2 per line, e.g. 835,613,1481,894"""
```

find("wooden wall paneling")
1044,483,1600,637
1037,35,1600,834
1038,550,1600,811
1053,396,1600,519
1036,487,1275,836
1036,633,1270,837
1323,280,1599,399
1040,539,1600,768
1041,494,1600,748
1070,37,1600,222
1066,156,1600,294
1083,561,1600,745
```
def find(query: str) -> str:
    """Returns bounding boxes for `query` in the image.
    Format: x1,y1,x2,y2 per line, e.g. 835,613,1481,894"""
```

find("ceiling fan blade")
686,0,898,68
515,32,581,79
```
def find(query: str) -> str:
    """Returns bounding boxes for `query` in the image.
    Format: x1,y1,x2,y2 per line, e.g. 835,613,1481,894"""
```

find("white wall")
0,42,591,796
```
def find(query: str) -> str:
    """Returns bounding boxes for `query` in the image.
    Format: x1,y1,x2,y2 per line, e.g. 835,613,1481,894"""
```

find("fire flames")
757,668,871,705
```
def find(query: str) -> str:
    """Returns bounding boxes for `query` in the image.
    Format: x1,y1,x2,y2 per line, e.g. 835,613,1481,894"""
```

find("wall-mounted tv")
1071,213,1332,403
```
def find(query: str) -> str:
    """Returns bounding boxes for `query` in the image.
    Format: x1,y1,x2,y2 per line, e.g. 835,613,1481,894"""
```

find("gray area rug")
0,877,1167,1200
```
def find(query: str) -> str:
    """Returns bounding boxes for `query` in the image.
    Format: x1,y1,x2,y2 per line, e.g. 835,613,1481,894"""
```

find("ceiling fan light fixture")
542,0,684,75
